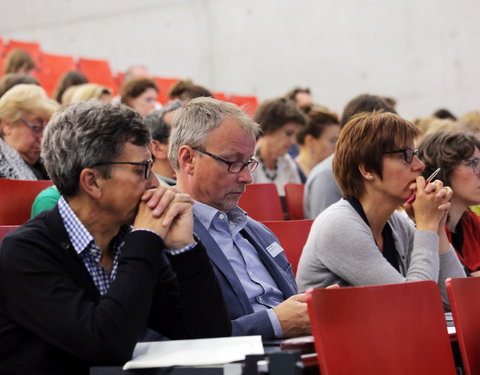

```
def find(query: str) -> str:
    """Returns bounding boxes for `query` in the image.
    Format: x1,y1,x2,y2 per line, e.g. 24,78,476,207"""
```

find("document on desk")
123,335,264,369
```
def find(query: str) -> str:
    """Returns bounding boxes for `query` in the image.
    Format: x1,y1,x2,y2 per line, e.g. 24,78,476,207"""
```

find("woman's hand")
410,177,452,233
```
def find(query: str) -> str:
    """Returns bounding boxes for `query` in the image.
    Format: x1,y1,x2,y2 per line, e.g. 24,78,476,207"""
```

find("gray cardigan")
296,199,466,304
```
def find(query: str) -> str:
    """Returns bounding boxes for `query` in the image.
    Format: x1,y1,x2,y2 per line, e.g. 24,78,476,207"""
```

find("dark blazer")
194,216,297,339
0,207,230,375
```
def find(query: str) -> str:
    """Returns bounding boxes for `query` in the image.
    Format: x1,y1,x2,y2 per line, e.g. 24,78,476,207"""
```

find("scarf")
0,137,37,180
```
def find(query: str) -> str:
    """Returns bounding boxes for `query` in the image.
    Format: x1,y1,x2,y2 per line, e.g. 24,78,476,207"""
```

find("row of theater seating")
306,278,479,375
0,37,258,114
0,179,310,275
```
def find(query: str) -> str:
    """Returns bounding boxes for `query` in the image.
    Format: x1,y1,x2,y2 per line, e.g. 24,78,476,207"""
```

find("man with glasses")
0,101,230,374
169,97,311,339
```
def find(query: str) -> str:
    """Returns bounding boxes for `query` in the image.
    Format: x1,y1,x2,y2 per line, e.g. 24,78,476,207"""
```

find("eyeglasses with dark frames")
383,148,419,164
21,119,46,136
463,157,480,175
92,159,153,179
193,148,259,174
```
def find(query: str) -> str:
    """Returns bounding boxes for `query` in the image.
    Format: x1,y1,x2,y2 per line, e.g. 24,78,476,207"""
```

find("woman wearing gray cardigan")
296,112,465,304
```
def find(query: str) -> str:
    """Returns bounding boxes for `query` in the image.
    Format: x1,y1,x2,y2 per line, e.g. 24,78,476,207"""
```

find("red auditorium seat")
284,183,305,220
154,77,180,105
229,94,258,116
34,52,77,97
5,39,42,64
238,183,284,221
78,57,118,94
0,179,53,225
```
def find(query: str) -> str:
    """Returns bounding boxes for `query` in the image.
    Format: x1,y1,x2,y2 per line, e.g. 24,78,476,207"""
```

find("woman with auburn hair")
296,111,465,304
120,77,158,117
0,84,59,179
418,131,480,276
3,49,36,75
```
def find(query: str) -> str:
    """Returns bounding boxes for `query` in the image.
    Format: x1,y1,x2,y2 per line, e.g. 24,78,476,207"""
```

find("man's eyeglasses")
383,148,419,164
193,148,259,174
21,119,46,136
464,157,480,175
92,159,153,179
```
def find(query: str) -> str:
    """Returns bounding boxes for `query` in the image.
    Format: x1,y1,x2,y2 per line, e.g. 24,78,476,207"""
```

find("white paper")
123,335,264,370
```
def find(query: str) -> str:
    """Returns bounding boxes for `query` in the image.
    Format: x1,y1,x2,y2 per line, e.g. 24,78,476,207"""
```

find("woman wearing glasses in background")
296,111,465,305
0,84,59,180
418,131,480,277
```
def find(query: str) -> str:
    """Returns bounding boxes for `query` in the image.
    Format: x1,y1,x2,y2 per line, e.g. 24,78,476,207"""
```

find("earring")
368,175,374,180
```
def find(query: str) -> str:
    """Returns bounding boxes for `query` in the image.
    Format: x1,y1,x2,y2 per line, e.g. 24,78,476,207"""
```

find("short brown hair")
120,77,157,103
3,49,36,75
297,108,339,145
254,97,307,135
418,131,480,186
333,111,420,200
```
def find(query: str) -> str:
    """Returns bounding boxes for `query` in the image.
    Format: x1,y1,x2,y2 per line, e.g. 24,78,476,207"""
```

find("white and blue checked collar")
58,196,129,255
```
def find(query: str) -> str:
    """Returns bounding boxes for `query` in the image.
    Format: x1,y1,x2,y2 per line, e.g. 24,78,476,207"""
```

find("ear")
1,120,13,136
149,139,169,160
78,168,103,200
358,164,375,181
304,134,315,148
178,145,196,175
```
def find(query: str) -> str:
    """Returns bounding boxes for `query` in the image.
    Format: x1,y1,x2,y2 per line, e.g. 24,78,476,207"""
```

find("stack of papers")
123,335,264,370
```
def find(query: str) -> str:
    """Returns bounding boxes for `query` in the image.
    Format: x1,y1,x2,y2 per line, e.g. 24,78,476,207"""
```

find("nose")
146,172,160,189
412,156,425,172
237,166,253,184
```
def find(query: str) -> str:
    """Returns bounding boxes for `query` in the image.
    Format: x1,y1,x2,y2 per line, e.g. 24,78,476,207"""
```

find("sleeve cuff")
131,229,197,256
267,308,284,338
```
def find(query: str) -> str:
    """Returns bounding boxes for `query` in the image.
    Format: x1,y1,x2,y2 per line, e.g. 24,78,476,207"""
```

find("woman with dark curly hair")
418,131,480,276
251,97,307,195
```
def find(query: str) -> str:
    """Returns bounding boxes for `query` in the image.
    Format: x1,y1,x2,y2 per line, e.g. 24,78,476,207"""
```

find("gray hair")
42,100,150,197
168,97,260,170
144,100,182,144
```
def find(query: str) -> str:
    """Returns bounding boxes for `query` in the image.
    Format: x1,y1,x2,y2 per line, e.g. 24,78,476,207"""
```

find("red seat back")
0,179,53,225
446,277,480,375
154,77,180,105
229,95,258,116
78,57,118,94
238,183,284,221
307,281,457,375
5,39,42,64
261,219,313,275
284,183,305,220
34,52,77,97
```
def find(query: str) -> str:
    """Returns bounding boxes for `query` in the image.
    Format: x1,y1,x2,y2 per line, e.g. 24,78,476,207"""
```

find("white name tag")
266,242,283,258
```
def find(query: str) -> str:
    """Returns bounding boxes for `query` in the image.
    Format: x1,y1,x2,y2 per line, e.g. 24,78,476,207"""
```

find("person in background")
0,73,40,98
3,49,36,75
252,97,307,196
433,108,457,121
295,108,340,182
123,64,152,82
144,100,182,186
0,100,230,374
296,111,465,308
67,84,113,104
53,70,89,104
284,87,314,113
460,111,480,137
304,93,396,218
0,84,59,180
120,77,158,117
168,79,213,102
418,131,480,276
170,97,311,339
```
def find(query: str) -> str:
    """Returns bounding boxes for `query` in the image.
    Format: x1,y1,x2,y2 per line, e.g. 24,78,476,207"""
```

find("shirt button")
219,214,225,220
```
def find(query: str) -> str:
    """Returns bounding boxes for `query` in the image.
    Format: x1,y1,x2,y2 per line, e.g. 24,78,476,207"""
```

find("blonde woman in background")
0,84,59,179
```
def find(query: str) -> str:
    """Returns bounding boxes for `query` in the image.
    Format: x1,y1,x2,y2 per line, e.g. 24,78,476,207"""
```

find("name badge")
266,242,283,258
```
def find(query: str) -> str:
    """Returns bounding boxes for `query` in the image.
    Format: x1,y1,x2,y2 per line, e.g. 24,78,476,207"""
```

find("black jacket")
0,206,230,375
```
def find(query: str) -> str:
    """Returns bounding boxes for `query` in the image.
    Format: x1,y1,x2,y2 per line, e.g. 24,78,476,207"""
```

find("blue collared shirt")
58,196,195,295
194,201,285,338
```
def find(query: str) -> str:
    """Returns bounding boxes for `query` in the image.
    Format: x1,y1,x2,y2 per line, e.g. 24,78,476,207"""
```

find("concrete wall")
1,0,479,119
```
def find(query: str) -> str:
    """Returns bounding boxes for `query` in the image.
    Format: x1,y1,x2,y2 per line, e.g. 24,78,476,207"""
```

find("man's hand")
273,293,311,338
133,187,195,248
